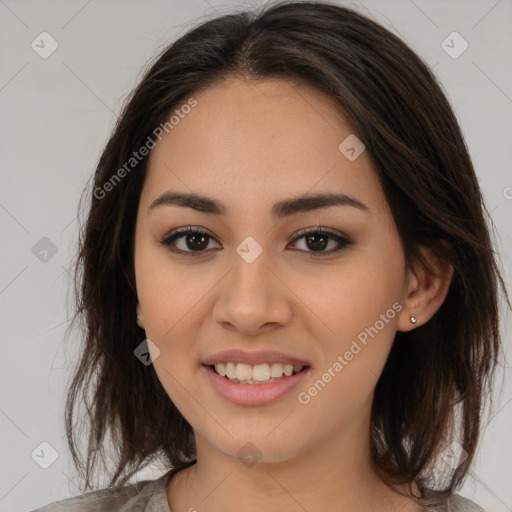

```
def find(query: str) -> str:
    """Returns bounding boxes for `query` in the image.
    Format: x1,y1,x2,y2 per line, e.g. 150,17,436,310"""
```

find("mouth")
206,362,310,384
201,363,312,406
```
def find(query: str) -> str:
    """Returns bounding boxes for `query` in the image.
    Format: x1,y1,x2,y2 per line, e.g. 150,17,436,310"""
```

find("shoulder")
29,470,173,512
448,494,487,511
427,493,487,512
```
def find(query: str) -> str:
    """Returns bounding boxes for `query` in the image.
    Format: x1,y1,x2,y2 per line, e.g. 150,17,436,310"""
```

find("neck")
166,408,423,512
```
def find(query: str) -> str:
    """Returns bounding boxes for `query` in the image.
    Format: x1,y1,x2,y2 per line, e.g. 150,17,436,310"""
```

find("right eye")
159,226,221,256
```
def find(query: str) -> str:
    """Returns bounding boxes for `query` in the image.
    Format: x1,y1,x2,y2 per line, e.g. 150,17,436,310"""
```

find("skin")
134,77,453,512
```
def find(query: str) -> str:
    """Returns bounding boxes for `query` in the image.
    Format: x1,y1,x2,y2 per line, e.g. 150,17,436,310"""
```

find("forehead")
142,77,387,215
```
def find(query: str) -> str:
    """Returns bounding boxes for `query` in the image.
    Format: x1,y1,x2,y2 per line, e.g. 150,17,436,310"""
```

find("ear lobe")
136,302,145,329
397,247,454,332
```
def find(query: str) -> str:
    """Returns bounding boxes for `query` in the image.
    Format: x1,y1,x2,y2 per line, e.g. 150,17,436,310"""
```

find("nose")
211,245,293,336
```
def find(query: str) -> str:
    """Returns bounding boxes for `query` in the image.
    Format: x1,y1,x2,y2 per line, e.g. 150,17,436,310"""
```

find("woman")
32,1,509,511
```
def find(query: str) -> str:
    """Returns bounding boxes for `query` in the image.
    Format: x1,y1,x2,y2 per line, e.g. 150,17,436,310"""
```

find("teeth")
236,363,253,381
226,362,236,379
216,362,227,377
213,362,304,383
270,363,284,378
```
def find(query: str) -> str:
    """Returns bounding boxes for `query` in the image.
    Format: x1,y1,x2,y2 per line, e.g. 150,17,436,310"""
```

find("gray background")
0,0,511,511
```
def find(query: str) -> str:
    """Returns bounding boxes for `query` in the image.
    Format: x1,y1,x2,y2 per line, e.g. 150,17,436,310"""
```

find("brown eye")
182,232,209,251
159,225,352,258
160,226,220,256
289,227,352,257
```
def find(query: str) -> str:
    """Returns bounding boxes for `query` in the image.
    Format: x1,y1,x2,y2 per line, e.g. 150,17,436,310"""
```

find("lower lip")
202,365,310,406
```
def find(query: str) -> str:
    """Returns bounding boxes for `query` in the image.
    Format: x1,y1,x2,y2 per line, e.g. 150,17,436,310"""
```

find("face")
134,77,417,466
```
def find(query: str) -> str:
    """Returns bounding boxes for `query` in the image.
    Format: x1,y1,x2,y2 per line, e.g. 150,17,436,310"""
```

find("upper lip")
203,349,310,367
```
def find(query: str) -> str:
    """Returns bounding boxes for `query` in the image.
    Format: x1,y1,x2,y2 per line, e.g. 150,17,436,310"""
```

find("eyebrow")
148,191,369,217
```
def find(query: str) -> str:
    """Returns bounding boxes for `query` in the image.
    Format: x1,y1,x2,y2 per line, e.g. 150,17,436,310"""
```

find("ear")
136,302,145,329
397,246,454,332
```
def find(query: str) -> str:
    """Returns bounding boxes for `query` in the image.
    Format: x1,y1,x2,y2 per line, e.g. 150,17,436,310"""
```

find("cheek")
135,242,213,338
297,278,401,424
135,257,206,404
134,253,221,408
298,242,404,393
303,251,404,339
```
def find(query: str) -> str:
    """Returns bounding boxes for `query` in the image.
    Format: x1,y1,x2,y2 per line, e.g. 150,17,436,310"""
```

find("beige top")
30,468,487,512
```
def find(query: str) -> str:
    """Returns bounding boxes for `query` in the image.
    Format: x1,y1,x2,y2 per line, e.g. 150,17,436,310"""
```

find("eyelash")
158,225,353,258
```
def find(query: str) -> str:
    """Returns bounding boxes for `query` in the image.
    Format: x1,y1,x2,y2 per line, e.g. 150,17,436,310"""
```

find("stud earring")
410,316,417,324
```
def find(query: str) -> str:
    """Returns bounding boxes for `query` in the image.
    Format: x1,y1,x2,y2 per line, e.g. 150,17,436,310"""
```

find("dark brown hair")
64,0,510,507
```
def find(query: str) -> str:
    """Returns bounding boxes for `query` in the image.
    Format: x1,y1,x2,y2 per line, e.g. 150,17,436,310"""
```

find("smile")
213,362,305,383
202,364,311,406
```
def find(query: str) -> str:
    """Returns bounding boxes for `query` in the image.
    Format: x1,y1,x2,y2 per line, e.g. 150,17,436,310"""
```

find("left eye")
290,226,352,257
159,226,352,258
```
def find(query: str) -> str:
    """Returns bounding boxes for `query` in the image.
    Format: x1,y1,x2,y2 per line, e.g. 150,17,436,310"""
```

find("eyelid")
159,226,220,257
158,225,352,257
293,225,344,239
289,225,352,257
